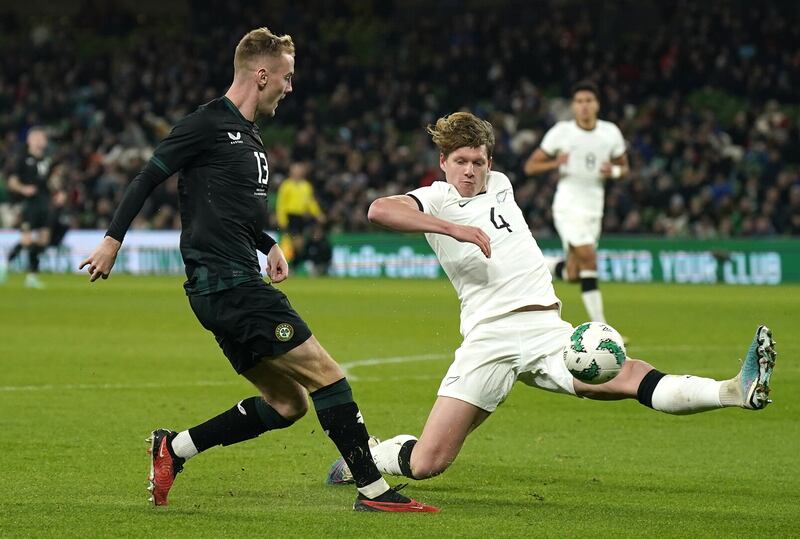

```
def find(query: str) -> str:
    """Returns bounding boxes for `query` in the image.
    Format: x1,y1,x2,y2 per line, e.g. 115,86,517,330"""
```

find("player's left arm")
81,111,213,281
600,125,629,180
600,153,629,180
256,232,289,284
368,195,491,258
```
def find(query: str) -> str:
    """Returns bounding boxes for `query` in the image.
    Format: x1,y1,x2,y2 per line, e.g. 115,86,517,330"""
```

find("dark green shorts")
21,199,50,230
188,281,312,374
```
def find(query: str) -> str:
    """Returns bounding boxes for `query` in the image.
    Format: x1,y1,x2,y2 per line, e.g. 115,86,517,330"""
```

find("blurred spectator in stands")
0,0,798,240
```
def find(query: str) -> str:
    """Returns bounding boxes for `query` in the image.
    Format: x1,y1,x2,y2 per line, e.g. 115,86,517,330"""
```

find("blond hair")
234,27,295,71
426,112,495,158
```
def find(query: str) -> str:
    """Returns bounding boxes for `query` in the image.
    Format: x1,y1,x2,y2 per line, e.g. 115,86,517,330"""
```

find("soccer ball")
563,322,627,384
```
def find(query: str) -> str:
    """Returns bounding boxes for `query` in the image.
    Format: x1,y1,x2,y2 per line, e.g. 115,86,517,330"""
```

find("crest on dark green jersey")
275,323,294,342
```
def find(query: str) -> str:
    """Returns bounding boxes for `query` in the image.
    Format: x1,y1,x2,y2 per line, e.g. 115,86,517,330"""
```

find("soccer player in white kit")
524,81,627,325
326,112,776,487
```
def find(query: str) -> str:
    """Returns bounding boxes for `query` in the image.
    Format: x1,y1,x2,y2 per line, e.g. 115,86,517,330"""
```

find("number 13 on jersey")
253,151,269,185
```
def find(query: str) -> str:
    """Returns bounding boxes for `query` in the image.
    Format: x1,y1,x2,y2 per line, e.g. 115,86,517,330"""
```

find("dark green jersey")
15,151,51,204
106,96,276,295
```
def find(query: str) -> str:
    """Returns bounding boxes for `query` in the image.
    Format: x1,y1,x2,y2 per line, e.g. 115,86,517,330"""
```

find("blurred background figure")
301,222,333,276
525,81,628,326
45,164,72,253
276,161,324,268
5,128,52,288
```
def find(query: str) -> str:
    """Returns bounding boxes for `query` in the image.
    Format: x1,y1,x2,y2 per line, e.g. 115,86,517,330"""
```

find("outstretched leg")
272,337,438,511
575,325,777,414
150,336,438,511
402,396,489,479
328,396,489,483
147,362,308,506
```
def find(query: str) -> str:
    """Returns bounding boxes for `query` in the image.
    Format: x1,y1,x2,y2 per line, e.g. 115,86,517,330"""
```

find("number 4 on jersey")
490,207,512,232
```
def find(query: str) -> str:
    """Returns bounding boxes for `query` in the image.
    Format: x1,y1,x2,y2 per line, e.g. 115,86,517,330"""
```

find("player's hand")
79,236,121,282
556,153,569,166
450,224,491,258
600,162,624,179
267,243,289,283
22,185,38,197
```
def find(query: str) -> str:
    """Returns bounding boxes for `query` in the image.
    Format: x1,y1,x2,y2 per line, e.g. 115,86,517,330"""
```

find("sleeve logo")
275,323,294,342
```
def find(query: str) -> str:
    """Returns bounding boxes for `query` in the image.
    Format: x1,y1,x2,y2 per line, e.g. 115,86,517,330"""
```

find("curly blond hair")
234,27,295,71
426,112,495,158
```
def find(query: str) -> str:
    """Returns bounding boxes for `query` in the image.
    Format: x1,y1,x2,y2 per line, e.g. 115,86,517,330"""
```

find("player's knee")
576,252,596,269
411,447,455,478
603,359,656,397
283,338,345,389
564,263,579,282
315,355,346,385
413,457,452,479
620,359,655,382
565,270,580,283
269,394,309,422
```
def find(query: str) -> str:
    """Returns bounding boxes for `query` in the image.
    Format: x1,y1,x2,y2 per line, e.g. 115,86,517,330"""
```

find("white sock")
357,478,391,499
651,375,723,414
579,270,606,322
581,290,606,323
170,430,199,460
719,377,744,407
370,434,417,476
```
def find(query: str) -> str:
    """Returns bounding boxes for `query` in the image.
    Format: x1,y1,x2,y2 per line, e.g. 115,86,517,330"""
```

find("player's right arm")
523,123,567,176
523,148,568,176
80,111,213,282
7,174,31,196
8,158,37,197
368,195,491,258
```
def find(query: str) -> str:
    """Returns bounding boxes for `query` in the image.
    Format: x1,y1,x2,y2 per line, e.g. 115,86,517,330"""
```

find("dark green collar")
222,95,253,125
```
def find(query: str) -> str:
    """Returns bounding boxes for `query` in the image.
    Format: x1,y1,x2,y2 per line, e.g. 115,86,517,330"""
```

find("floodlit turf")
1,274,798,537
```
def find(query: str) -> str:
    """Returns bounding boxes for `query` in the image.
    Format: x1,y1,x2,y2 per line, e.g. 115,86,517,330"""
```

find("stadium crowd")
1,0,799,240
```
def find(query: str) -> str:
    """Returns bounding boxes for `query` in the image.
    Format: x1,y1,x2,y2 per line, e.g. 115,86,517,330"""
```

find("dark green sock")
311,378,383,489
188,397,293,452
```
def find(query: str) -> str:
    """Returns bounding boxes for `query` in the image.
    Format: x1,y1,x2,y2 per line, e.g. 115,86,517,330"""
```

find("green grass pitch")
1,274,798,537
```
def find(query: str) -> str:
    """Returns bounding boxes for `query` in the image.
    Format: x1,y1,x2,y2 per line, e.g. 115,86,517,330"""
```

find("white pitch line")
340,352,450,381
0,380,241,393
0,353,452,392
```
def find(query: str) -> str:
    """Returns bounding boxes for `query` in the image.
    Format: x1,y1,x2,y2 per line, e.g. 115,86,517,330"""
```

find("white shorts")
552,209,602,253
437,310,576,412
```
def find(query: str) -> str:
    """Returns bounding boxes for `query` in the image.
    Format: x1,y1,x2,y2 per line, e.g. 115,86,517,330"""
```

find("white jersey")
539,119,626,217
407,171,560,336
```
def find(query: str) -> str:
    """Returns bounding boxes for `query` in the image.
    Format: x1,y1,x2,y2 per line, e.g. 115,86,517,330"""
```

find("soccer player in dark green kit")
7,127,51,289
80,27,437,513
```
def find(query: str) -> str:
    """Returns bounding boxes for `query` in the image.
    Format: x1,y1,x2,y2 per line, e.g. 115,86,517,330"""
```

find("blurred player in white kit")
524,81,628,325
